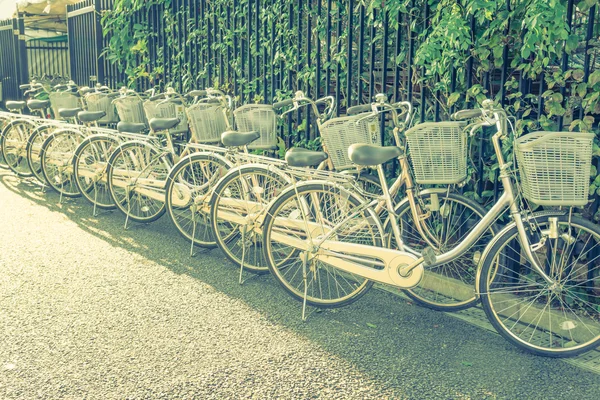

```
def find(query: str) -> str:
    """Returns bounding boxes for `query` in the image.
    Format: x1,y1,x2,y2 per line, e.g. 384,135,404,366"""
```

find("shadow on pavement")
2,170,599,399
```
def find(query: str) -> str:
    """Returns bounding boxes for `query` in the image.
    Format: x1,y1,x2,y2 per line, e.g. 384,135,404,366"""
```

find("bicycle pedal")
422,246,437,267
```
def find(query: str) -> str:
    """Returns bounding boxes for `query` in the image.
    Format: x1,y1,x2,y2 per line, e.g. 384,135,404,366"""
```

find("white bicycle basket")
143,99,189,135
515,131,594,206
321,113,381,170
85,93,119,124
405,122,467,184
233,104,278,150
49,92,81,120
186,102,230,143
113,96,148,125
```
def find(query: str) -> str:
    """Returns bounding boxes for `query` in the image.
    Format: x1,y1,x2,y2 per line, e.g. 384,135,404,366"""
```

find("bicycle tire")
478,213,600,357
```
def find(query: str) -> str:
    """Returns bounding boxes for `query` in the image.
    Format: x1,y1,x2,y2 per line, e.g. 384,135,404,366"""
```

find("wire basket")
143,99,189,135
49,92,80,120
320,113,381,170
113,96,148,125
85,93,119,124
233,104,277,150
515,131,594,206
405,122,467,184
186,102,230,143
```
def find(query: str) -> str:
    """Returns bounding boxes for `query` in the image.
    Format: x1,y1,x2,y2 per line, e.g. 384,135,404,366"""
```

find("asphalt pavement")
1,170,599,399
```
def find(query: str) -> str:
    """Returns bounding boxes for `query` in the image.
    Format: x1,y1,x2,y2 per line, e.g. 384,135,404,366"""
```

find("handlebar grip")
273,98,294,110
19,84,31,90
149,94,165,101
188,90,207,97
452,109,483,120
346,104,372,116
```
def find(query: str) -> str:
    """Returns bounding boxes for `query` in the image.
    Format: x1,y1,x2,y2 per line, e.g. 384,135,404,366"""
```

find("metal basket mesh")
49,92,81,120
186,103,229,143
143,100,189,135
233,104,277,150
85,93,119,124
515,131,594,206
113,97,148,125
405,122,467,184
320,113,381,170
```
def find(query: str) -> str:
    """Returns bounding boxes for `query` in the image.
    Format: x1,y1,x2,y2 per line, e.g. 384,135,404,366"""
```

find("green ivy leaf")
447,92,461,107
589,70,600,88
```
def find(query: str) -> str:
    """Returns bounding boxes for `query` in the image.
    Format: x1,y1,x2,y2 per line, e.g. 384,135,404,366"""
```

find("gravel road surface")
1,170,599,399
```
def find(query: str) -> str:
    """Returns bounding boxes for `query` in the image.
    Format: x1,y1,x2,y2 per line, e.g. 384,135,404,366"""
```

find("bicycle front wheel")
479,213,600,357
39,130,84,197
73,135,119,210
165,153,232,248
107,141,171,223
1,119,37,177
262,182,382,308
27,123,61,184
210,165,289,273
387,191,497,311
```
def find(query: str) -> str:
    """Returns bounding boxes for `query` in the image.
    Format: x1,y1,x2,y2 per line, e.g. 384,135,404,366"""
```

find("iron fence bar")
369,9,376,100
579,5,596,121
306,0,312,139
380,9,389,144
420,2,429,123
315,0,322,102
297,0,303,139
558,0,574,131
346,0,353,109
325,0,332,97
335,4,341,116
357,3,364,103
393,10,401,102
407,1,414,104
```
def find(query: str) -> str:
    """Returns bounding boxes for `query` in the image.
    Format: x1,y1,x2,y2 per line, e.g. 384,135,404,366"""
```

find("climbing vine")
101,0,600,216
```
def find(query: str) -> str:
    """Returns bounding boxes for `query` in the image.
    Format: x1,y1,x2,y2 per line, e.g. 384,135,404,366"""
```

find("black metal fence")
0,18,27,104
26,39,69,79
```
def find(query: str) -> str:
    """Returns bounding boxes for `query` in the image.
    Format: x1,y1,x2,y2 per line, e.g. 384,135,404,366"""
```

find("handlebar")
452,100,510,138
276,91,336,123
451,109,483,120
273,98,294,110
347,104,373,115
187,90,207,98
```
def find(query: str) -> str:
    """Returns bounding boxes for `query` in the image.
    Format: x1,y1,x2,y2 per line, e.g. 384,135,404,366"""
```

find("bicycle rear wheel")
107,141,171,223
262,182,381,308
0,116,10,169
210,165,289,273
73,134,119,210
39,130,84,197
165,153,232,248
387,191,497,311
1,119,37,177
479,213,600,357
26,123,61,184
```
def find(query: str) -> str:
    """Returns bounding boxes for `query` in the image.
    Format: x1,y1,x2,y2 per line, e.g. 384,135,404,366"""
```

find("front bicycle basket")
85,93,119,124
233,104,277,150
186,102,230,143
405,122,467,184
143,99,189,135
515,131,594,206
113,96,148,125
320,113,381,170
49,92,80,120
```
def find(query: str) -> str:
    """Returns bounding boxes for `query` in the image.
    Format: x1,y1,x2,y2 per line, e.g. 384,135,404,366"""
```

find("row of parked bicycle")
1,80,598,358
